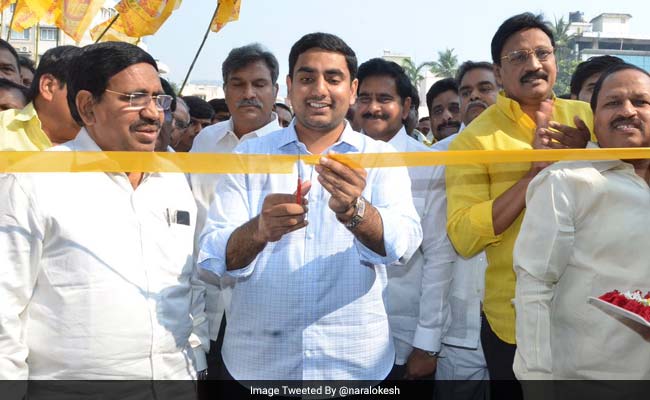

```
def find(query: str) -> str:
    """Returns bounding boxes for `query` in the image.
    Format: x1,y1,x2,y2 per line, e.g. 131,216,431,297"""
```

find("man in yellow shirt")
0,46,81,151
445,12,593,399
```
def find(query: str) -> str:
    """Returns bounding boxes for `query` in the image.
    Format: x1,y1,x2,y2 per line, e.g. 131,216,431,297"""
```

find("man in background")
189,43,281,380
569,55,623,103
426,77,461,143
208,98,230,124
0,78,28,111
0,46,80,151
171,95,213,152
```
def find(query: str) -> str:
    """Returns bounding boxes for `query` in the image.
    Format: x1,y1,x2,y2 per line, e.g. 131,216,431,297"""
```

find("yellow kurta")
445,92,594,344
0,103,52,151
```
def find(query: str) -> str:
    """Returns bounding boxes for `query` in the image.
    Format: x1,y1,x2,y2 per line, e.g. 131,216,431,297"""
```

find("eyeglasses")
500,47,554,65
173,117,191,129
104,89,173,111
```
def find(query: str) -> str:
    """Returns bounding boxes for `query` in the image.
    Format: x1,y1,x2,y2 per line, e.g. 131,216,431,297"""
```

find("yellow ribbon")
1,148,650,173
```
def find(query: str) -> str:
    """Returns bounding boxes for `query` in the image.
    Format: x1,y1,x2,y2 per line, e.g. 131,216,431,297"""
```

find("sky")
145,0,650,96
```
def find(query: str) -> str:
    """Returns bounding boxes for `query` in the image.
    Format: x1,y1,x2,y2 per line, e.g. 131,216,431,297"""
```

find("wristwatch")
342,196,366,230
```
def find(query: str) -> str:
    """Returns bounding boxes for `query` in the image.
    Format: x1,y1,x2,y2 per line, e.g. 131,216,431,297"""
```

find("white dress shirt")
514,155,650,380
384,128,457,364
0,129,208,379
189,114,279,340
198,122,423,380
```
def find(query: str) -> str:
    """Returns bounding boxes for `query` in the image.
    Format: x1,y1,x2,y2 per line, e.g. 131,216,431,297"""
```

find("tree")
429,48,459,79
400,58,434,88
547,16,578,96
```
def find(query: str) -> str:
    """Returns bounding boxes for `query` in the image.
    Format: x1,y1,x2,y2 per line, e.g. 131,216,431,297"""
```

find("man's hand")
315,153,367,222
545,116,591,149
530,99,555,175
254,181,311,243
404,348,437,380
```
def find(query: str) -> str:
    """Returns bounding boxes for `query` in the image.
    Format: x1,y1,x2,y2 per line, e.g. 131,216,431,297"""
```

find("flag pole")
94,13,120,43
6,0,18,42
179,4,220,95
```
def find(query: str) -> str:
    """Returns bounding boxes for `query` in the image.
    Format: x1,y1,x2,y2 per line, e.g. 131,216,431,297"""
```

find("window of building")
40,27,58,41
9,28,30,41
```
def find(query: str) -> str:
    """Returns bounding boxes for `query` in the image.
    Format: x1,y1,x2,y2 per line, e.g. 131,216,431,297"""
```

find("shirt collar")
387,126,409,151
57,128,103,152
14,102,39,122
586,141,630,173
277,120,363,153
219,112,281,142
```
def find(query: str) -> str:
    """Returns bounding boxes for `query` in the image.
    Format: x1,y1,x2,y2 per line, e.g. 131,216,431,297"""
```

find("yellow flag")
0,0,16,12
8,0,103,42
53,0,105,42
10,0,55,32
90,0,181,42
210,0,241,33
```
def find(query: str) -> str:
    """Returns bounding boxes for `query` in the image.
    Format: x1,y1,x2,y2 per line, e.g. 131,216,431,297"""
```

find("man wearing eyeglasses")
0,42,208,384
172,95,214,152
445,12,594,399
188,43,281,380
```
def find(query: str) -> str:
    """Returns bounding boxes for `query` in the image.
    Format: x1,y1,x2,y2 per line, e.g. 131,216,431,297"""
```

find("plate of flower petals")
589,290,650,328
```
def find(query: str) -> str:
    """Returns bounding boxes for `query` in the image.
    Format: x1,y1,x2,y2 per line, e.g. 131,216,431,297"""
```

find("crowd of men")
1,10,649,400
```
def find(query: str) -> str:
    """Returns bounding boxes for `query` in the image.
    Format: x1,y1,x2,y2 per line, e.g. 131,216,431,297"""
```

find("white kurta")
514,155,650,380
0,129,207,379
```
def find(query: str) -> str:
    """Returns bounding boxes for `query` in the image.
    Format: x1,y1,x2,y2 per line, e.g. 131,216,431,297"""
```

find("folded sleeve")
0,175,44,380
513,169,574,380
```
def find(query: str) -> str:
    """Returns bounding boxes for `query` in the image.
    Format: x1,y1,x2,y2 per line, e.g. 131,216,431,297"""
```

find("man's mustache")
467,100,489,111
361,112,389,120
520,71,548,83
130,118,161,131
237,99,263,108
437,120,461,131
610,116,643,130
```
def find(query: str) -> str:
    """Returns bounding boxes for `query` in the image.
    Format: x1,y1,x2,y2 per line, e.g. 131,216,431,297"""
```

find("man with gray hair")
189,43,281,378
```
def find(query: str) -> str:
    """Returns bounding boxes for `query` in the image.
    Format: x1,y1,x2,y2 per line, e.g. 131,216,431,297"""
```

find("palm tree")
429,48,459,79
400,58,434,88
546,16,578,96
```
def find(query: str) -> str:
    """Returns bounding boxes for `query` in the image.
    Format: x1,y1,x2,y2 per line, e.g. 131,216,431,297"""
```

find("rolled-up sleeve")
356,164,422,266
445,136,503,258
0,175,43,380
513,169,574,380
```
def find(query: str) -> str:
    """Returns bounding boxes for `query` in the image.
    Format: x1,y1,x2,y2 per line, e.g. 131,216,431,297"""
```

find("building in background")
382,50,437,118
568,11,650,71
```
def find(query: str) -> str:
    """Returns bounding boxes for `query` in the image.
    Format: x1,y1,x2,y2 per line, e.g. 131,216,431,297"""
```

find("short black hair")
456,61,494,86
160,77,177,112
491,13,555,66
273,102,292,115
570,55,625,97
357,58,412,104
18,56,35,73
288,32,357,80
208,98,229,114
426,78,458,111
0,39,20,70
590,63,650,111
182,95,215,120
0,77,29,99
28,45,81,101
66,42,158,125
222,43,279,84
